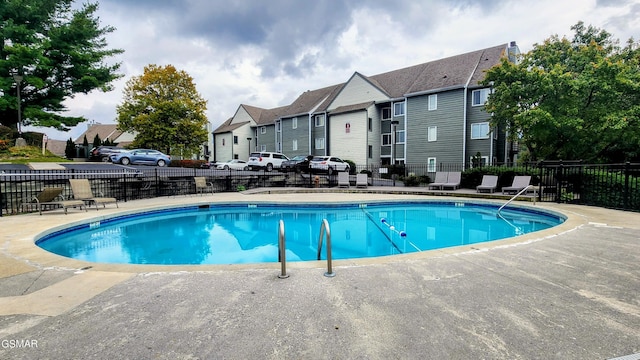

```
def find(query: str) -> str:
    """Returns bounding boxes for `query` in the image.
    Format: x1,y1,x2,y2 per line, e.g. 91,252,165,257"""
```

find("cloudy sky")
35,0,640,140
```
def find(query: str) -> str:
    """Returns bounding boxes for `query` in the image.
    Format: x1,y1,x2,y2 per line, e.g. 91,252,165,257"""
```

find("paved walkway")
0,192,638,359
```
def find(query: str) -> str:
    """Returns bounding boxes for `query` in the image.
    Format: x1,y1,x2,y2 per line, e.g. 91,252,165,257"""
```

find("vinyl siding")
281,115,310,157
328,74,388,110
367,105,382,166
466,88,494,162
329,111,368,165
257,124,276,152
406,89,465,165
231,107,256,125
215,133,234,162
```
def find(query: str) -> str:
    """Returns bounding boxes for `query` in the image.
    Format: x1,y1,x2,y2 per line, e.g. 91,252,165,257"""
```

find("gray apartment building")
212,42,520,170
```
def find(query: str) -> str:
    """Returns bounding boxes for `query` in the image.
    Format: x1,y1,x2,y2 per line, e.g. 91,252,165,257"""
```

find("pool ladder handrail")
316,219,336,277
277,220,289,279
497,185,536,216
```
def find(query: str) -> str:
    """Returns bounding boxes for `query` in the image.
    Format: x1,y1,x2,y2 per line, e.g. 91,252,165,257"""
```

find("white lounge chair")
20,187,87,215
429,172,448,190
441,171,461,190
194,176,214,195
356,173,368,188
502,175,531,194
476,175,498,193
337,172,350,188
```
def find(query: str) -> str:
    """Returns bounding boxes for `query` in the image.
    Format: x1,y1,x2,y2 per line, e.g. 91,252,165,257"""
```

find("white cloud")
35,0,640,141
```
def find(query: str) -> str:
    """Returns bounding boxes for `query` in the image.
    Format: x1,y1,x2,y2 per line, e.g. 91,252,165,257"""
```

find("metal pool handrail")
498,185,536,216
316,219,335,277
277,220,289,279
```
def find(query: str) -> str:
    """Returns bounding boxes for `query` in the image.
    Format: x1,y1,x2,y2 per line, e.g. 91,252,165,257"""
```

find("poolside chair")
194,176,214,195
356,173,368,188
69,179,118,210
502,175,531,194
476,175,498,193
20,187,87,215
428,172,448,190
441,171,461,190
337,171,350,188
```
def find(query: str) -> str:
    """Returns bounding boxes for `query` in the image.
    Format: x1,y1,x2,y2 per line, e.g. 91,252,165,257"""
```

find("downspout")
324,111,328,156
365,108,369,168
309,114,312,155
463,55,483,169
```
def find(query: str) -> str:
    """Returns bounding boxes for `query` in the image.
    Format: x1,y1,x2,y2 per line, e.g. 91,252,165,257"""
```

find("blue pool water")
36,202,564,265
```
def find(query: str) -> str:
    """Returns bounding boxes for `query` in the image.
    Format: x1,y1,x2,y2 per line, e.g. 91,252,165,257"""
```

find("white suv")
247,152,289,171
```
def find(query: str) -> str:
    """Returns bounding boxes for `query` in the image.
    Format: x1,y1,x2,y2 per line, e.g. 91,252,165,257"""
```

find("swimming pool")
36,201,564,265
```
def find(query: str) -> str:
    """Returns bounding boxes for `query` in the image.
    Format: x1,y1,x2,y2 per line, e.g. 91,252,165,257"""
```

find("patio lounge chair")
337,172,350,188
20,187,87,215
476,175,498,193
194,176,214,195
356,173,368,188
69,179,118,210
428,172,448,190
502,175,531,194
441,171,461,190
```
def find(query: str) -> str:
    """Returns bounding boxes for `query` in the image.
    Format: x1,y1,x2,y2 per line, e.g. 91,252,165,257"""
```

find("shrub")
345,160,356,175
169,159,207,168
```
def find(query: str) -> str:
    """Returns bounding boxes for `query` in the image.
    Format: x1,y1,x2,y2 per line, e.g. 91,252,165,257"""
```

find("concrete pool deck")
0,191,638,359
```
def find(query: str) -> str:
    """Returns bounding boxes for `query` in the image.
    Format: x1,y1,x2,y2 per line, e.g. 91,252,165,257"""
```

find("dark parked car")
281,155,313,172
89,146,125,162
110,149,171,167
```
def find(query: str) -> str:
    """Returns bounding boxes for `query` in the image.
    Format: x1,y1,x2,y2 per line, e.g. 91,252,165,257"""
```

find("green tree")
92,133,101,148
64,138,75,158
116,64,209,156
483,22,640,162
0,0,123,132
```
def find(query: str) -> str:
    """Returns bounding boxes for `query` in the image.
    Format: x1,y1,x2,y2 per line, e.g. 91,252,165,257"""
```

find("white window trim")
395,130,406,144
292,117,297,129
427,157,437,172
428,126,437,142
260,126,266,134
315,137,325,150
471,122,490,139
381,133,391,146
381,107,391,120
428,94,437,111
393,102,405,116
292,139,298,151
260,144,266,151
472,88,491,107
314,115,325,127
470,155,490,168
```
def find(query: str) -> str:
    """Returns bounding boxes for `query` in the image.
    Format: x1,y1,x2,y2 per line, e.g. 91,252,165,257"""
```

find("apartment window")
382,133,391,146
292,117,298,129
381,107,391,120
428,94,437,111
393,102,405,116
428,126,437,142
368,117,372,131
292,139,298,151
368,145,373,159
315,137,325,149
471,122,490,139
470,156,489,168
233,135,238,144
428,157,437,172
260,126,266,134
222,138,225,146
472,88,491,106
276,121,281,131
315,115,325,127
395,130,405,144
260,144,267,151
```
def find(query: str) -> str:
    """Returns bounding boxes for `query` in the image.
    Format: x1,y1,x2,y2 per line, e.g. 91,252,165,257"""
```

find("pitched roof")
74,124,123,144
286,84,343,116
330,101,375,116
214,118,250,134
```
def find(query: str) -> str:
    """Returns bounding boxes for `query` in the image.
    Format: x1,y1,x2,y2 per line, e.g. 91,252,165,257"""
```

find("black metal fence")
2,161,639,215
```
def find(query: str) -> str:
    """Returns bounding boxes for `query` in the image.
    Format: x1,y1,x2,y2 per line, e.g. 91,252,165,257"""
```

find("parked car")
247,152,289,172
216,159,249,170
110,149,171,167
200,161,217,169
89,146,125,162
309,156,350,174
281,155,313,173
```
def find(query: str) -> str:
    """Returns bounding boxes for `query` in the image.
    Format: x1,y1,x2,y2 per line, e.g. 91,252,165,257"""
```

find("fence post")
624,161,630,209
555,160,563,203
